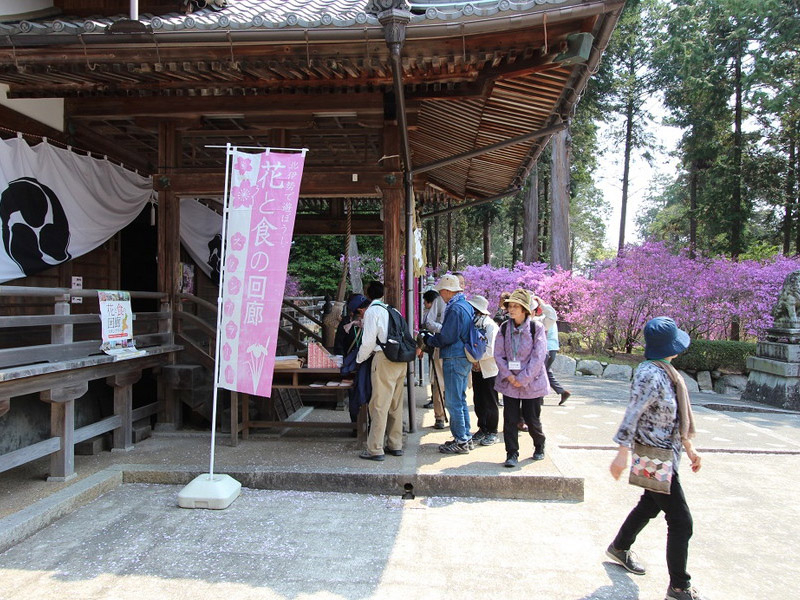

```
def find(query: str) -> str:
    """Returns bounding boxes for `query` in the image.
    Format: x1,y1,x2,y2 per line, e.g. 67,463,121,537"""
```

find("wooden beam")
155,168,398,198
0,104,66,142
66,93,385,120
294,215,382,236
68,123,151,172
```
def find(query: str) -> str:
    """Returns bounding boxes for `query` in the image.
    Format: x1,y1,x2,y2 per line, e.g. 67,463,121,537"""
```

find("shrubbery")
460,242,800,353
671,340,757,373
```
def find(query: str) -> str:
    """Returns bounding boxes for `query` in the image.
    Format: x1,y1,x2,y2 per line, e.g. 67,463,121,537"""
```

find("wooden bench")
0,286,181,481
230,367,360,445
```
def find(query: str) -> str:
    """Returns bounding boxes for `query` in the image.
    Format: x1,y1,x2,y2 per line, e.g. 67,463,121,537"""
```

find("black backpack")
378,304,417,363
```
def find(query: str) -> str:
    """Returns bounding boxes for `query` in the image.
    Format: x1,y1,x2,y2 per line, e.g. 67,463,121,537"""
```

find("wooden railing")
174,293,327,363
0,285,180,481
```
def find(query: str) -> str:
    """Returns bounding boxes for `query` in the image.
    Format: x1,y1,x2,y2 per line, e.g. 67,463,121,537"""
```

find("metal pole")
380,7,417,433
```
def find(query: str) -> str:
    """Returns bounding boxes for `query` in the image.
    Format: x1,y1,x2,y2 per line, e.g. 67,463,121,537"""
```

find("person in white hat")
422,273,475,454
467,295,500,446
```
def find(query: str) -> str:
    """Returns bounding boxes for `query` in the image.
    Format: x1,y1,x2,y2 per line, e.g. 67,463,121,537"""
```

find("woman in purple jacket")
494,288,550,468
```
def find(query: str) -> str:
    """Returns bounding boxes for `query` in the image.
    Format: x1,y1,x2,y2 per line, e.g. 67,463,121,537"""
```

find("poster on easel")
98,290,145,359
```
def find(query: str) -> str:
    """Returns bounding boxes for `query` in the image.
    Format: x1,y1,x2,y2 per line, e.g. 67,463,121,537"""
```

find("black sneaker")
665,586,708,600
472,430,487,444
559,390,571,406
433,420,446,430
384,448,404,456
503,453,518,468
439,439,470,454
480,433,498,446
359,450,385,462
532,450,545,461
423,400,434,409
605,544,646,575
467,438,475,450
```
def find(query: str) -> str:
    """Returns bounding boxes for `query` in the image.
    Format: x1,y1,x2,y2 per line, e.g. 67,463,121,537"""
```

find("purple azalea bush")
457,242,800,352
283,274,302,297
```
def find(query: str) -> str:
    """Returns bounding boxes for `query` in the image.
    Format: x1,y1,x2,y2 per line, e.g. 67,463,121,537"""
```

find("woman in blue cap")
606,316,707,600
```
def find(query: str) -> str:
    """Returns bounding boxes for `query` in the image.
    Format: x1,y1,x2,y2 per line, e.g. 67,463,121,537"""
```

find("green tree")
599,0,659,251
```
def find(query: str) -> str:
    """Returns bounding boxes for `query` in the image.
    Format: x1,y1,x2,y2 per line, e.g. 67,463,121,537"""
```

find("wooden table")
230,367,360,445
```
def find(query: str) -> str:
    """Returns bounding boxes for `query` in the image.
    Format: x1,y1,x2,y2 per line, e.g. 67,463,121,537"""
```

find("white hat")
435,274,463,292
468,295,490,315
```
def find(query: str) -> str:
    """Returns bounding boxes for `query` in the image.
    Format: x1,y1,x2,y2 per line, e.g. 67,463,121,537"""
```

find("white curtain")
0,137,152,282
179,198,222,279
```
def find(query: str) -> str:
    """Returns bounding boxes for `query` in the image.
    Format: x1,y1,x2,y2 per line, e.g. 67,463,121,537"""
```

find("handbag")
629,441,673,495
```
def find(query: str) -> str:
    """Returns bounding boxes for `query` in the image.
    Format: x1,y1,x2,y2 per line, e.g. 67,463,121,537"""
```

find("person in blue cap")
606,316,706,600
337,293,371,425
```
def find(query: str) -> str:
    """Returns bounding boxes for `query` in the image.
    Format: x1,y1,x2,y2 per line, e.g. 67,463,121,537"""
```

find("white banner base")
177,473,241,510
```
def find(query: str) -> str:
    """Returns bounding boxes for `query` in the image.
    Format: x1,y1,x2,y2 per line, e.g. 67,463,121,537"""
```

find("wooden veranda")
0,0,623,473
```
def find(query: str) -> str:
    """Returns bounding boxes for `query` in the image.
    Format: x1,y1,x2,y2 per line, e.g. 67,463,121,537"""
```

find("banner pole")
208,142,235,479
177,143,242,510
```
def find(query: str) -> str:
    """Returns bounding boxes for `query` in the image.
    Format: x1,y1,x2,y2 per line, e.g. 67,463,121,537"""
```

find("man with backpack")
422,273,475,454
356,281,411,461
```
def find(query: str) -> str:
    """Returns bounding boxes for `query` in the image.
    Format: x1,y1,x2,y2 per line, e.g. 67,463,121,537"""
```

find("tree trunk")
786,129,796,254
522,164,539,263
618,95,635,253
550,128,571,270
482,214,491,265
433,210,440,272
541,169,549,259
511,212,518,266
689,158,698,259
729,41,744,341
447,198,453,271
730,40,744,260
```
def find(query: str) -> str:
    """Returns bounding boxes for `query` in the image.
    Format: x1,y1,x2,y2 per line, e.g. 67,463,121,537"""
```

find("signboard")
98,290,144,358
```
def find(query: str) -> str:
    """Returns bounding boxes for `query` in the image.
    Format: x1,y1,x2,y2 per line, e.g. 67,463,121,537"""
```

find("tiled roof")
0,0,574,36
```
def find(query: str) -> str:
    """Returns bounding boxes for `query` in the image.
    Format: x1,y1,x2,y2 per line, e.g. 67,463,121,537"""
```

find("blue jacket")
425,292,472,358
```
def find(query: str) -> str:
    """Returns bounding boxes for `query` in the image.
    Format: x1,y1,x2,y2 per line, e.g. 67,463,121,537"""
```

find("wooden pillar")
522,164,539,263
107,371,142,451
550,128,571,270
42,382,88,482
382,123,403,306
157,121,181,305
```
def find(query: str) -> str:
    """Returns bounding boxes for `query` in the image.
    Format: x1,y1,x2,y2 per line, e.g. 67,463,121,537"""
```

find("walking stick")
429,352,448,424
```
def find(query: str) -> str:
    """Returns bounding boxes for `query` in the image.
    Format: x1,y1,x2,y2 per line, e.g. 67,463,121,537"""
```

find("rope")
0,125,138,173
336,199,352,302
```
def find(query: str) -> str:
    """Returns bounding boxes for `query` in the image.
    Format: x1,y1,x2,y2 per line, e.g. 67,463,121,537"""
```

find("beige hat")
504,288,532,313
435,273,463,292
468,294,490,315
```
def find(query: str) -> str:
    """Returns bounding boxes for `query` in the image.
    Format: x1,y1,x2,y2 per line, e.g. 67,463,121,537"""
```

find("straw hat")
435,273,463,292
468,295,490,315
504,288,532,313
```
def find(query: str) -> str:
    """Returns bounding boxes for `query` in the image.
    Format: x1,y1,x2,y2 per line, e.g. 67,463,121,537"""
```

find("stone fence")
551,354,748,396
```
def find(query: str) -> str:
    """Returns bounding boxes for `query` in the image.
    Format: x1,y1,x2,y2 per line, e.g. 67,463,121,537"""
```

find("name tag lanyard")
509,322,522,371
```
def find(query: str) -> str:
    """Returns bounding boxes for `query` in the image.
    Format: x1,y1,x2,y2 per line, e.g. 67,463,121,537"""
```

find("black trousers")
613,473,693,589
502,395,545,456
471,369,498,434
545,350,566,394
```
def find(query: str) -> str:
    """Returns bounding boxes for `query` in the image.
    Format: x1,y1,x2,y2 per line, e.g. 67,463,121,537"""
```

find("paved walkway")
1,374,798,600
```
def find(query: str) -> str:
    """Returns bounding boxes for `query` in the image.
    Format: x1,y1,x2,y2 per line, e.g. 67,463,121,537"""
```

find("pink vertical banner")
216,148,306,397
